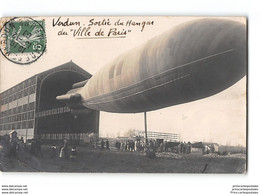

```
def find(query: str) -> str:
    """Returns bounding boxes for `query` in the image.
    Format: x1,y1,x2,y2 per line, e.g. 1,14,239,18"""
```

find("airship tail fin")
71,80,89,89
56,79,89,102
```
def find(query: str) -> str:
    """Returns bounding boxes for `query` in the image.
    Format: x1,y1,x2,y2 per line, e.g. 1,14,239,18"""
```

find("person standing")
50,144,57,160
59,140,69,159
70,147,77,160
105,139,110,149
101,139,105,149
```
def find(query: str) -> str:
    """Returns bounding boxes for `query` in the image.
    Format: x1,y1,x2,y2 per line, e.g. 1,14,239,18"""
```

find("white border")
0,1,259,194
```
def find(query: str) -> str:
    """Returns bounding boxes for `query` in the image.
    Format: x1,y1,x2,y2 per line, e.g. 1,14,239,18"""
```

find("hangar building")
0,61,100,142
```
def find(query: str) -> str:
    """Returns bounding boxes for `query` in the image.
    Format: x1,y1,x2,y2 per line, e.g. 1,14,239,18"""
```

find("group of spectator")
0,134,32,158
113,138,193,154
100,139,110,149
0,132,79,163
177,142,192,154
115,140,147,152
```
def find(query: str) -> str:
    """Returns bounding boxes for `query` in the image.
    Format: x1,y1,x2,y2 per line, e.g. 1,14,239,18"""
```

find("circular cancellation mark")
0,17,46,65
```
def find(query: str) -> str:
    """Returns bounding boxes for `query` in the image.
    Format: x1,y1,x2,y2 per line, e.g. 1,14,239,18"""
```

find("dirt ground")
0,145,246,173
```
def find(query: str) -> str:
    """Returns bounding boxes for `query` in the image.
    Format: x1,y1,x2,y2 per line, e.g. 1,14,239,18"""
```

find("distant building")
0,61,99,142
132,130,180,142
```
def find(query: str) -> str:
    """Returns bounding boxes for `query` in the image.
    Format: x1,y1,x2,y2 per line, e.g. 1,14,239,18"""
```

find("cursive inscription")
52,17,155,39
53,17,81,27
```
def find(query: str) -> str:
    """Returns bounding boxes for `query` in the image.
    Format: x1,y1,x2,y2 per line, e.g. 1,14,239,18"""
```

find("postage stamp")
0,17,46,65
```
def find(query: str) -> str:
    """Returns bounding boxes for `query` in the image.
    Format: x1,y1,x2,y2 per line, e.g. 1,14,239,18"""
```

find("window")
23,89,28,97
22,121,27,128
17,122,21,129
18,91,22,99
28,111,34,119
29,102,35,111
18,106,22,113
14,94,18,101
29,87,33,94
17,114,22,121
53,108,57,114
28,120,34,128
22,113,27,120
13,107,17,114
23,104,28,112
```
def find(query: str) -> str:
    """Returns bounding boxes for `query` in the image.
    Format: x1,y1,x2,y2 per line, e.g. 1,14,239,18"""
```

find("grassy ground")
0,145,246,173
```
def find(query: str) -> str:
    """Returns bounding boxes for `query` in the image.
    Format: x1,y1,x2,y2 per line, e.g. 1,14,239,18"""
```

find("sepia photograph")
0,16,247,173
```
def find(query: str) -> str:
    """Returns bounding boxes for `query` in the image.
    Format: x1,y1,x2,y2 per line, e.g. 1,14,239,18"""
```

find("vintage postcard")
0,16,247,173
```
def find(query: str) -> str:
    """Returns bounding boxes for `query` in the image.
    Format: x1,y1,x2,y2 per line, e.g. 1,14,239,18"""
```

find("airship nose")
187,19,246,94
158,18,247,77
136,19,246,111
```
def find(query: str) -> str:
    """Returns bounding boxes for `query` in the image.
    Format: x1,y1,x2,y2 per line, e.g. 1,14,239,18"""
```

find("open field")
0,145,246,173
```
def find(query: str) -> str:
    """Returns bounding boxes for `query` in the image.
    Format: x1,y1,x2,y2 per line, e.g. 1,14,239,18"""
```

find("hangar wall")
0,61,99,142
0,76,36,140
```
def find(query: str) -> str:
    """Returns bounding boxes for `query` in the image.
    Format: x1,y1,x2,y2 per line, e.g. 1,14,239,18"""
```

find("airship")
57,18,246,114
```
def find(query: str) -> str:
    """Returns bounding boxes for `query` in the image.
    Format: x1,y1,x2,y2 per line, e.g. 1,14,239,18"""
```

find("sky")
0,16,247,146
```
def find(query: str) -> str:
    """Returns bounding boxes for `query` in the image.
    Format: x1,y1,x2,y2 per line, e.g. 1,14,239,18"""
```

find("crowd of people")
113,139,193,154
100,139,110,149
0,133,29,159
115,140,148,152
0,131,198,167
0,132,78,163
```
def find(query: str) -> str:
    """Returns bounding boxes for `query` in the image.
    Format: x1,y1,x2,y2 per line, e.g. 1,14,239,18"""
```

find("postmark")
0,17,46,65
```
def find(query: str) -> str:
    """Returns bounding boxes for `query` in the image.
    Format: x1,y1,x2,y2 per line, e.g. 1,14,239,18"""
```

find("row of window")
1,85,36,105
36,106,70,117
0,102,35,117
0,77,36,99
40,133,93,140
134,131,181,140
0,120,34,131
0,111,35,124
36,106,71,117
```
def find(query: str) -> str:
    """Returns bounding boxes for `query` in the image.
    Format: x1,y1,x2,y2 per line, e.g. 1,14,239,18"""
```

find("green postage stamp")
0,17,46,65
